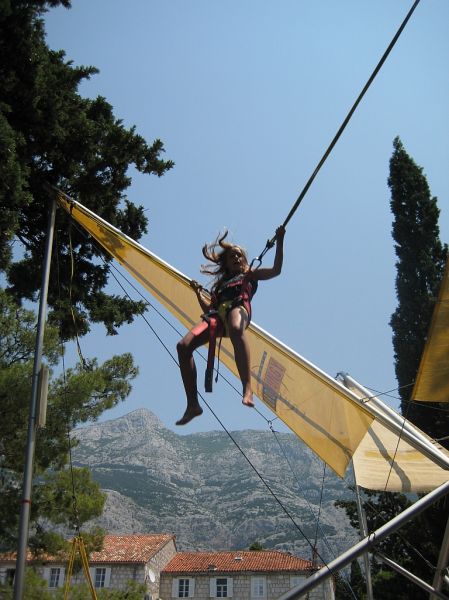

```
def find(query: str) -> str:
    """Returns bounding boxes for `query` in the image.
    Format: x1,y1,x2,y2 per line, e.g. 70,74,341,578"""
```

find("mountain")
73,408,358,560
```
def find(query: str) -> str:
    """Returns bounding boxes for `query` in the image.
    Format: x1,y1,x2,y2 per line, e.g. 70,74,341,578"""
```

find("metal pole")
13,199,57,600
376,553,449,600
431,515,449,600
337,373,449,471
276,481,449,600
351,464,374,600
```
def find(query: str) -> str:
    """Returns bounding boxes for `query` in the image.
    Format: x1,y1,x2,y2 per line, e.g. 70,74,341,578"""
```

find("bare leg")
227,307,254,408
176,326,209,425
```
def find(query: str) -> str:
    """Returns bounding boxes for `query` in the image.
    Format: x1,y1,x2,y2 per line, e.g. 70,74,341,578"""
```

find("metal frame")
431,516,449,600
277,481,449,600
375,552,449,600
13,199,57,600
351,465,374,600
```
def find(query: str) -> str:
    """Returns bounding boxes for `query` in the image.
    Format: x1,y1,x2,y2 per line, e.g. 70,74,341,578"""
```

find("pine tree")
0,289,138,554
0,1,174,339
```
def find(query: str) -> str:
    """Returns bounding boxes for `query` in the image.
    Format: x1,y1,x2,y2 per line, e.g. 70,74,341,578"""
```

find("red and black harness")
191,273,258,392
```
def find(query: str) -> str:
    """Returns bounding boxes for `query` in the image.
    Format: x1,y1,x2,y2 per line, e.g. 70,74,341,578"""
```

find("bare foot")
242,391,254,408
176,405,203,426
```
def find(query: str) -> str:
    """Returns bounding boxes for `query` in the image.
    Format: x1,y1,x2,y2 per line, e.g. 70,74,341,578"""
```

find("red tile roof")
89,534,175,564
163,551,314,574
0,534,175,565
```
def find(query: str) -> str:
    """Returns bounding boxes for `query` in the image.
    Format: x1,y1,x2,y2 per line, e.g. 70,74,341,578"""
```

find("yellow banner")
58,194,374,477
412,257,449,402
345,383,449,492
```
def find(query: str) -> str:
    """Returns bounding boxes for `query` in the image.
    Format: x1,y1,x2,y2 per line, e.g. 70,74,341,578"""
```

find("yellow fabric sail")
412,257,449,403
344,383,449,492
57,194,375,477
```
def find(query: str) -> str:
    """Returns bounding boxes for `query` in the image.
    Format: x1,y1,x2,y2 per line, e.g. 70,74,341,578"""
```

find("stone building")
160,550,335,600
0,534,177,598
0,538,334,599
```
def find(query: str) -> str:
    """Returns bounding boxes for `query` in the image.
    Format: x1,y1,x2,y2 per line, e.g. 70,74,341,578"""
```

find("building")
160,550,335,600
0,534,177,598
0,539,334,599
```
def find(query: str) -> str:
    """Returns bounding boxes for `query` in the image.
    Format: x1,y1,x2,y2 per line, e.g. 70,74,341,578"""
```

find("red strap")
205,317,219,392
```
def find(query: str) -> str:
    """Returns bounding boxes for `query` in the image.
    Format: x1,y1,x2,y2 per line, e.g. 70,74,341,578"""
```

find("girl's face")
225,247,248,274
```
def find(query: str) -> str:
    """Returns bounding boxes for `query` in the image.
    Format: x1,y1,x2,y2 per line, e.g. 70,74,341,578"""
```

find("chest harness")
191,273,258,392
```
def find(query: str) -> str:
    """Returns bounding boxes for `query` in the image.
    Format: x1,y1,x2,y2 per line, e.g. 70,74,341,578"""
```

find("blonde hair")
201,230,249,294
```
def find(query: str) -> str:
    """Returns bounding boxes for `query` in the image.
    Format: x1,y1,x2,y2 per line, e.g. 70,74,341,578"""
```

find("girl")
176,226,285,425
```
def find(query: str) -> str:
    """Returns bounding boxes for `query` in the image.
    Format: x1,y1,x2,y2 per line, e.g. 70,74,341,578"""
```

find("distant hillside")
73,408,358,560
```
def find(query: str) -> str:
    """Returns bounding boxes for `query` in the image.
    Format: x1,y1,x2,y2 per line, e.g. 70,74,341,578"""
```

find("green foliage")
248,541,264,551
52,580,147,600
336,490,439,599
0,0,173,338
0,290,137,553
334,560,366,600
0,572,146,600
389,136,448,434
335,138,448,599
0,568,54,600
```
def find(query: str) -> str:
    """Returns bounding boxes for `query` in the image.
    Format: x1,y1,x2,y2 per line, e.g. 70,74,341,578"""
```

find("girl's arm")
190,280,213,312
250,226,285,281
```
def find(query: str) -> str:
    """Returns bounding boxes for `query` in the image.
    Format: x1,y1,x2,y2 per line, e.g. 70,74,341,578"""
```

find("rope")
313,463,327,551
255,0,422,264
382,397,412,493
337,379,415,405
55,231,81,534
68,222,88,369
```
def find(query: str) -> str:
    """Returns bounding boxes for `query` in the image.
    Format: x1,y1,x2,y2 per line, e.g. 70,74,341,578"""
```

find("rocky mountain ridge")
73,408,358,560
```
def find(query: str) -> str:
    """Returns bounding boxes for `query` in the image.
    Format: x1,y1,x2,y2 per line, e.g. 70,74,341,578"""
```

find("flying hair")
201,230,249,294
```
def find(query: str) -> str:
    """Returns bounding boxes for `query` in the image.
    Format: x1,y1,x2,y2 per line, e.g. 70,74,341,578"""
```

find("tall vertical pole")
431,515,449,600
352,464,374,600
13,199,57,600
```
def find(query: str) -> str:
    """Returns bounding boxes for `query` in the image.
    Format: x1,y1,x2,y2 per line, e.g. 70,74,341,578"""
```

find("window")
43,566,65,588
5,569,15,585
179,578,190,598
251,576,266,599
216,578,228,597
210,577,233,598
95,567,107,588
172,578,195,598
49,568,61,588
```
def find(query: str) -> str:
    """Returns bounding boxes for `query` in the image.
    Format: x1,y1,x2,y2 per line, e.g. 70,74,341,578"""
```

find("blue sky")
43,0,449,435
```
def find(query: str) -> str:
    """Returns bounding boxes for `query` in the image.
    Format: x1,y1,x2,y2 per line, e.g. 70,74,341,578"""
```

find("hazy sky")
43,0,449,436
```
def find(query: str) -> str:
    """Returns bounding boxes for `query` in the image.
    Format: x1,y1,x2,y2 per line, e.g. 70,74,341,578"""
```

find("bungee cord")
55,231,82,535
255,0,422,265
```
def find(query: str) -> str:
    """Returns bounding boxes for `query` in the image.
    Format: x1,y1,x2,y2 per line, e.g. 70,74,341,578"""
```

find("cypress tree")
389,136,448,443
335,139,448,599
